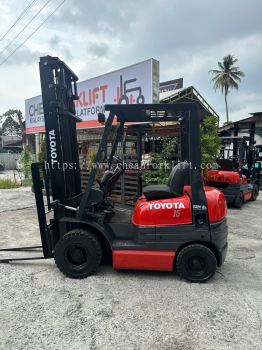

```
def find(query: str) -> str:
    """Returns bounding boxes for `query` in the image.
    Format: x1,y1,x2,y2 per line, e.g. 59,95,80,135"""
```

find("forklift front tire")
176,244,217,282
251,185,258,201
234,191,243,208
54,229,102,279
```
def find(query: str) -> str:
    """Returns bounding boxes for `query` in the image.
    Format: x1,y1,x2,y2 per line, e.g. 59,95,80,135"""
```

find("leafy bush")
142,117,220,184
38,139,46,163
87,150,97,168
142,139,177,185
0,178,21,189
20,145,33,185
87,150,104,180
200,115,221,175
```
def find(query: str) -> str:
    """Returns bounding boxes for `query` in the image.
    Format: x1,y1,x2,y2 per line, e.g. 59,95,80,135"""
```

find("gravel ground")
0,187,261,350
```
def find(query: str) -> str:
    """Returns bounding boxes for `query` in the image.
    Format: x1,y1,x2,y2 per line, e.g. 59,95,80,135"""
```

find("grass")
0,178,21,189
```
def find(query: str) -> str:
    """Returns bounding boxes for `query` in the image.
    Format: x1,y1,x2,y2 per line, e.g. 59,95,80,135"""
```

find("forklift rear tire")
54,229,102,279
176,244,217,282
234,191,243,208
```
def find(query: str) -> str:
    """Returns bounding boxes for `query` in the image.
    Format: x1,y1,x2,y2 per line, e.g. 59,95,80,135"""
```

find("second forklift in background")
207,136,260,208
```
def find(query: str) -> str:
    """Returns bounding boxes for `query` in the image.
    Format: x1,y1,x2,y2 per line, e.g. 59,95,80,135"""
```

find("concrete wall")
0,153,19,170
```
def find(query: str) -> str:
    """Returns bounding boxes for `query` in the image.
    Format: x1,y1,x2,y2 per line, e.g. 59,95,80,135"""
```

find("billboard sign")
159,78,183,93
25,58,159,134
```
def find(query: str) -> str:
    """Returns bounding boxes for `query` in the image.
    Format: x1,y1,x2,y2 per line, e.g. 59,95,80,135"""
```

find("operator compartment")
132,161,192,226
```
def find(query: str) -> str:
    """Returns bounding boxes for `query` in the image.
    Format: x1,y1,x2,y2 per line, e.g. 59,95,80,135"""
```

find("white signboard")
25,58,159,134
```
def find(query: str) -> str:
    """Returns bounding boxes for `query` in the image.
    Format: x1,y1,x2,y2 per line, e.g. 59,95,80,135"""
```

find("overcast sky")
0,0,261,124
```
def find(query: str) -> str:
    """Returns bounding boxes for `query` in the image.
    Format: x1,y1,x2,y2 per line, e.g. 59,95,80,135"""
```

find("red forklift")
0,56,228,282
207,135,260,208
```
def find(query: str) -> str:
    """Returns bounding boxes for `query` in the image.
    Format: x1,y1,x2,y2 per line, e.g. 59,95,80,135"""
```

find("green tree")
200,115,221,175
1,115,20,135
209,54,245,123
0,109,25,144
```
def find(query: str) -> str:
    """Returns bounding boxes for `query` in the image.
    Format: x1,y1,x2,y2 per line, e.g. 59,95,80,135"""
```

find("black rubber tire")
251,185,258,201
54,229,102,279
176,244,217,282
234,191,243,208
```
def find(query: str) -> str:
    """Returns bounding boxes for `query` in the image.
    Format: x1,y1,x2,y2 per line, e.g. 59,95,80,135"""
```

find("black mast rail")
0,56,82,263
39,55,81,202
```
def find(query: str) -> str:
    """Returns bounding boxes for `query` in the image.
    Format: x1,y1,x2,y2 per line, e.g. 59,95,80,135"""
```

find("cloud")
0,46,45,66
49,35,60,48
48,34,72,61
0,0,261,124
56,0,138,37
88,42,110,58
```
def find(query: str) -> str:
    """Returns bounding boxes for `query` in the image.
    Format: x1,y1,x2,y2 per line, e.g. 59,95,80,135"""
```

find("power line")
0,0,39,41
0,0,53,56
0,0,66,67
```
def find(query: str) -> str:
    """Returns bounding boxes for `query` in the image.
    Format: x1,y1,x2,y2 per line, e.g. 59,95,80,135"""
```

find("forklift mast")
225,121,257,173
222,136,252,164
39,56,82,203
247,122,256,170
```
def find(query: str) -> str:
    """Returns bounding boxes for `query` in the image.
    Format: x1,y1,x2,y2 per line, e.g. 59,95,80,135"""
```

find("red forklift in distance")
207,136,260,208
0,56,228,282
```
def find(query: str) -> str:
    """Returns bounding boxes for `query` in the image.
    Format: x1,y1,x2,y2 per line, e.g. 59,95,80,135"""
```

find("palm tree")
209,54,245,124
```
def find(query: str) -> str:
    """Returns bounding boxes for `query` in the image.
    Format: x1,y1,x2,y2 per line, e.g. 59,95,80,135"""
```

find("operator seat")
143,162,190,200
99,167,124,198
216,158,234,171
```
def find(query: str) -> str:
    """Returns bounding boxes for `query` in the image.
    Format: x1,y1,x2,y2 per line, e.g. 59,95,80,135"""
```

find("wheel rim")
65,245,88,268
186,256,208,278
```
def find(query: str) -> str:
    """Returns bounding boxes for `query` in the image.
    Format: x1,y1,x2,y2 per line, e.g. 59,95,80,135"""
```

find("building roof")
160,86,219,119
1,135,22,148
219,112,262,133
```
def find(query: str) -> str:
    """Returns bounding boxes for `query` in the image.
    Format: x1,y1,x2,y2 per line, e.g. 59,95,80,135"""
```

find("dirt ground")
0,187,261,350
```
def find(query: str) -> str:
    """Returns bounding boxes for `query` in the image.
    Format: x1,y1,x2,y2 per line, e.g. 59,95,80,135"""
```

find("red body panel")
244,191,252,201
132,186,227,226
207,170,241,184
184,185,227,222
112,250,175,271
241,175,247,184
132,194,192,226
